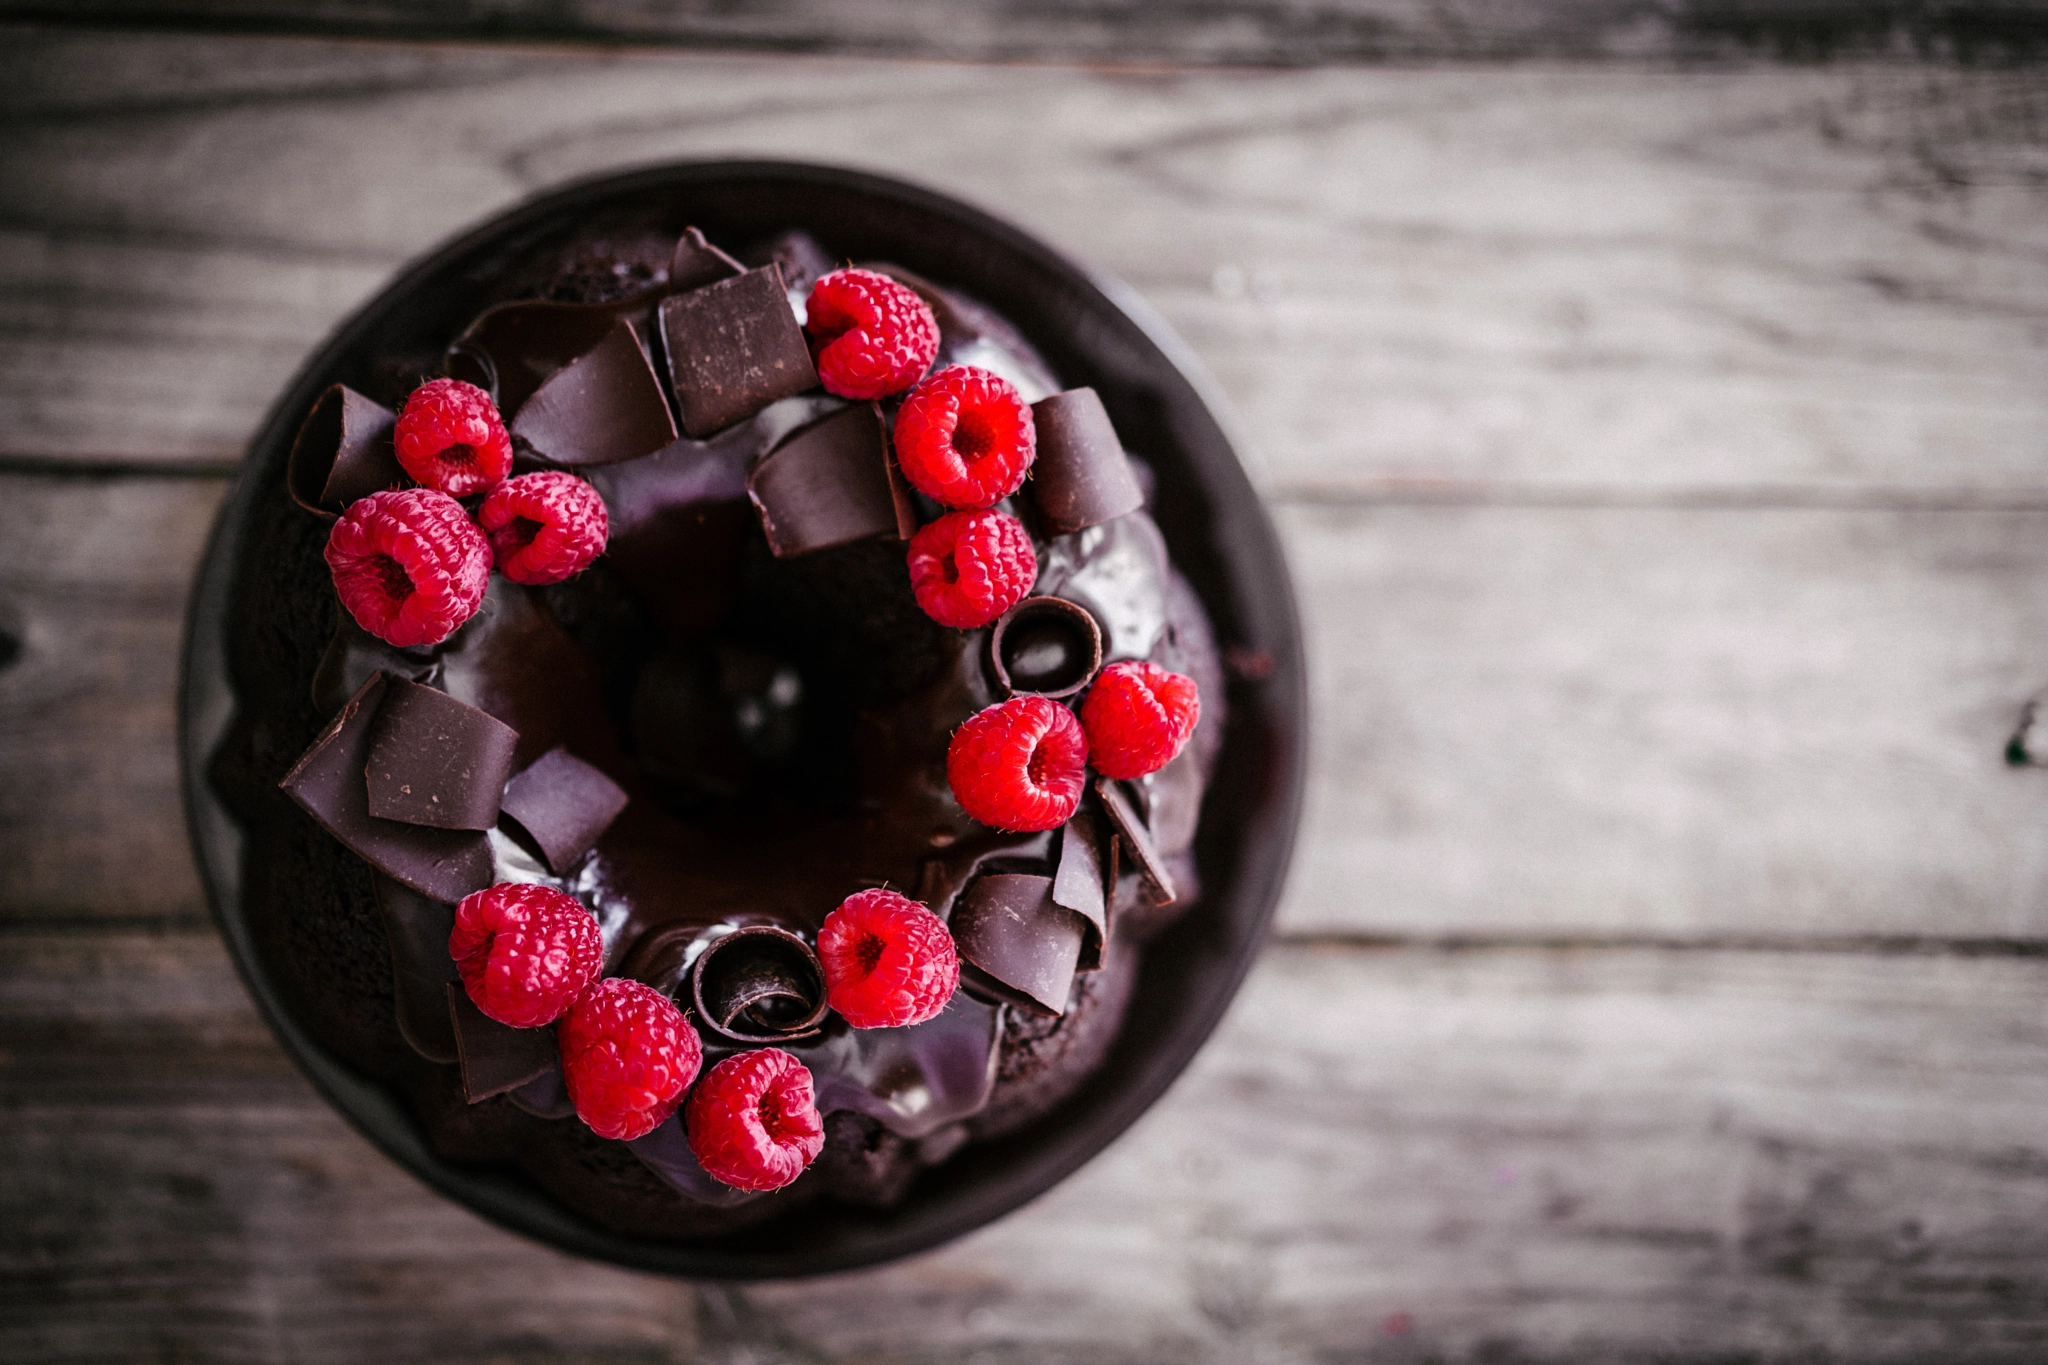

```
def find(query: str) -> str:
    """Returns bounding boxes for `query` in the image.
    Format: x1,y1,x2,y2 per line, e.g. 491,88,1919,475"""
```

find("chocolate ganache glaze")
216,222,1225,1240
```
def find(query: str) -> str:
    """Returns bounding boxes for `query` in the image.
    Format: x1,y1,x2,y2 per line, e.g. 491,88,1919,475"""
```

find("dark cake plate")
179,161,1307,1279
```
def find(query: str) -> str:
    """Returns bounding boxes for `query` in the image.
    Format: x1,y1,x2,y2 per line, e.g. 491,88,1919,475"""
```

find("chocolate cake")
210,219,1227,1242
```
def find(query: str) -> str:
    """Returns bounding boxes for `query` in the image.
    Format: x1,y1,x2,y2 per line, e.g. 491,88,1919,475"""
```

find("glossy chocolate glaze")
253,230,1224,1231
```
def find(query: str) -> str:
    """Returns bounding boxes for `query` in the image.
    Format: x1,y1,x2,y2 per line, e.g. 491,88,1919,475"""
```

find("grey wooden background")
6,10,2048,1362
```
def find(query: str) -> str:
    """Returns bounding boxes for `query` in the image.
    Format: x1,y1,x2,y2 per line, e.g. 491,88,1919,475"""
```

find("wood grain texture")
8,930,2048,1362
9,0,2048,65
5,32,2048,497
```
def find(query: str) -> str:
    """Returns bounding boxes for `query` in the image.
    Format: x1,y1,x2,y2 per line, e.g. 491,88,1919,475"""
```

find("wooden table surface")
6,10,2048,1361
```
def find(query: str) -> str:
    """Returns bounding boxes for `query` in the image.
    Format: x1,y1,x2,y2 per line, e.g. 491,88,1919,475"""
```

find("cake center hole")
373,555,414,603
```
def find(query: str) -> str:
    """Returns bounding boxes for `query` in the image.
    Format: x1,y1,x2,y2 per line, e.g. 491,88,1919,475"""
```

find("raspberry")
685,1049,826,1192
946,696,1087,832
324,487,490,647
1080,660,1201,780
818,888,960,1029
394,377,513,497
805,268,940,400
448,882,605,1029
907,509,1037,629
893,366,1036,510
476,470,610,585
559,977,704,1141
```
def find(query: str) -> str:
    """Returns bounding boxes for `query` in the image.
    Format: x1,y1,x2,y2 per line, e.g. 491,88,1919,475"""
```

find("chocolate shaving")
1053,801,1110,971
669,226,745,293
277,672,495,903
1029,388,1145,535
446,983,559,1104
950,873,1086,1016
660,265,819,437
445,293,661,415
508,318,678,467
691,926,829,1043
988,595,1103,700
371,874,459,1064
498,746,628,873
288,384,401,517
745,404,899,556
364,678,520,832
1094,776,1177,906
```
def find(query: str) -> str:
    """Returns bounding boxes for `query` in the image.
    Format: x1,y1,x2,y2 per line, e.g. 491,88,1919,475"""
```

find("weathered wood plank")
15,474,2048,940
10,0,2048,65
5,32,2047,496
7,930,2048,1361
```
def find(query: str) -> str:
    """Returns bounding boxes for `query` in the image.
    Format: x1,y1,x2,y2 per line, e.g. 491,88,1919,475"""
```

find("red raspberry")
324,486,490,647
946,696,1087,832
448,882,605,1028
394,377,513,497
818,888,960,1029
893,366,1036,510
805,268,940,400
685,1049,826,1192
476,470,610,586
559,977,704,1141
907,509,1037,630
1080,660,1201,780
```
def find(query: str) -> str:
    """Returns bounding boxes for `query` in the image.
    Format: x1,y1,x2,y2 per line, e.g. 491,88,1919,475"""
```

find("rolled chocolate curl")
364,677,521,832
1052,800,1111,971
669,226,746,293
446,982,560,1104
690,925,830,1043
288,384,401,517
950,873,1087,1016
1028,388,1146,536
744,404,899,556
277,673,495,904
987,595,1103,700
508,318,678,467
445,292,661,415
661,265,819,437
499,746,629,873
1094,775,1177,906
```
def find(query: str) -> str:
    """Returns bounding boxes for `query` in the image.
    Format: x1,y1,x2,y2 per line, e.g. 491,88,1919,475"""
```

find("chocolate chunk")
950,873,1086,1016
691,926,829,1043
446,983,559,1103
506,318,677,468
809,993,1004,1140
364,678,520,832
744,404,900,556
1094,776,1177,906
669,226,745,293
627,1114,759,1207
288,384,401,517
371,874,459,1064
498,746,628,873
1053,801,1110,971
1029,388,1145,536
506,1066,576,1121
988,595,1103,700
445,293,661,415
660,265,819,437
277,673,495,903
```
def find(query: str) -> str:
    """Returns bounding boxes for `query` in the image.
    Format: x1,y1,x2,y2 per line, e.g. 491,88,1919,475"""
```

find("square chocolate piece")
660,265,819,437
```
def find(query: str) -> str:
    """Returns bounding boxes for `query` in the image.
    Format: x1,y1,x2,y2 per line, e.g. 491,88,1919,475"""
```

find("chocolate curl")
661,265,819,437
1094,776,1177,906
669,226,745,293
288,384,401,517
1053,801,1111,971
1028,388,1145,536
364,678,520,831
445,292,661,415
987,595,1103,700
277,673,495,903
690,926,829,1043
950,873,1087,1016
446,983,559,1103
809,993,1004,1140
499,746,629,873
371,874,459,1064
744,404,899,556
508,318,678,468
